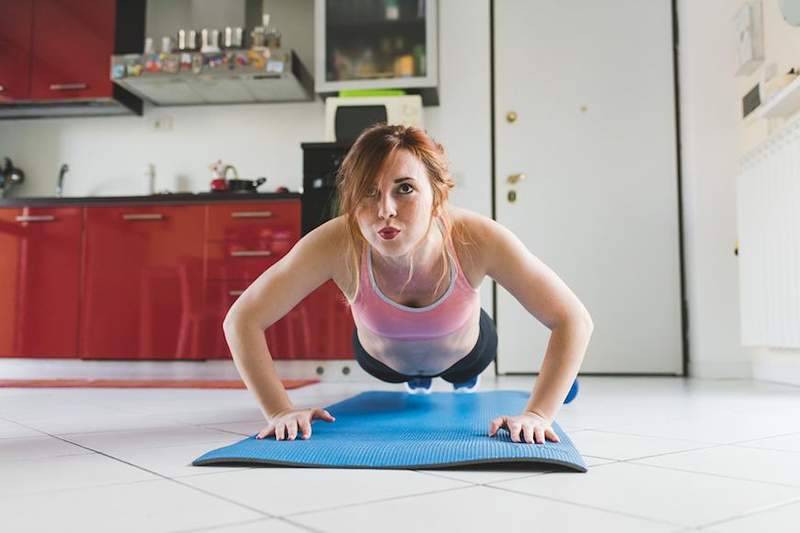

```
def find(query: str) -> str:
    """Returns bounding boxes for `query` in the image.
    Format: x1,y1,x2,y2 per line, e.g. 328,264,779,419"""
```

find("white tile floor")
2,376,800,532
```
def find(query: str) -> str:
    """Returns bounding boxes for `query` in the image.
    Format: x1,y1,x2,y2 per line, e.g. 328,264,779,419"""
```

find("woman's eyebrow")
393,176,416,183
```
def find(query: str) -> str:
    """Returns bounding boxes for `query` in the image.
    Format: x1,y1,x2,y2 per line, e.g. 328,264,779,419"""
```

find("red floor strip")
0,379,318,390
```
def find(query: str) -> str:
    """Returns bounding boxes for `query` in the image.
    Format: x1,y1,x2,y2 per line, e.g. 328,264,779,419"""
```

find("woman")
223,124,593,445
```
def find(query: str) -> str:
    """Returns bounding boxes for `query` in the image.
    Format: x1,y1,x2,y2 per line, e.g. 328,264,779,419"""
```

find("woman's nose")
378,194,397,219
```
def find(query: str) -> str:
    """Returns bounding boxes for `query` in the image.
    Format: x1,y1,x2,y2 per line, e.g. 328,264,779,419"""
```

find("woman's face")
355,149,436,259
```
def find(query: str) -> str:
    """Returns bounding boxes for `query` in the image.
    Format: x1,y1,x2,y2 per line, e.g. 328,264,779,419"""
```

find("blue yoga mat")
193,390,587,472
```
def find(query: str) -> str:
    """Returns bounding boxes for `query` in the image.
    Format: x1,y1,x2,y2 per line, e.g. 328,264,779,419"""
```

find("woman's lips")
378,228,400,240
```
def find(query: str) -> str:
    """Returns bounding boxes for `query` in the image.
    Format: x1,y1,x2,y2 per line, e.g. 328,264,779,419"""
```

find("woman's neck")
372,219,445,282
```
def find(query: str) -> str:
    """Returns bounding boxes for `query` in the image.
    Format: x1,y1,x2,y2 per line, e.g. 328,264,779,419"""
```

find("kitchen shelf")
756,75,800,119
110,49,313,106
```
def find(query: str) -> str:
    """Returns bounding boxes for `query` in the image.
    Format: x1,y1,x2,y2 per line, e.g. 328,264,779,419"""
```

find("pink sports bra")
349,236,480,341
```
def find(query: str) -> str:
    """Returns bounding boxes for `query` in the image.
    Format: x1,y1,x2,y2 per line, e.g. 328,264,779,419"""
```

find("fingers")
508,421,522,443
298,418,312,440
533,426,545,444
275,422,286,441
522,424,534,444
545,427,560,443
256,424,274,440
314,408,336,422
487,416,506,437
286,419,298,440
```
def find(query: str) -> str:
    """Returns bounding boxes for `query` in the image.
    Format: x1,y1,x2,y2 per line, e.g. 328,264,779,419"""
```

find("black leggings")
352,308,498,384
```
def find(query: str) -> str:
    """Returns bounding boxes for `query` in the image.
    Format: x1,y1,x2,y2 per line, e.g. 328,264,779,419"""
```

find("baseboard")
752,349,800,387
688,359,753,379
0,358,369,382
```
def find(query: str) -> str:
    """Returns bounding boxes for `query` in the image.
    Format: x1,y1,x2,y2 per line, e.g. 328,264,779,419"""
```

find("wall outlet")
151,116,174,131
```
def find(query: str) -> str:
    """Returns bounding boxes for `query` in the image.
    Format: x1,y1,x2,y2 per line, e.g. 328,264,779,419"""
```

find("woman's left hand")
488,411,561,444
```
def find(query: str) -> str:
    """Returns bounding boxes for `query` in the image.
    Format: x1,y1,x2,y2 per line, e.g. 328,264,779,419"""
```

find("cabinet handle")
122,213,164,221
231,211,273,218
228,290,244,297
49,83,88,91
15,215,55,222
230,250,272,257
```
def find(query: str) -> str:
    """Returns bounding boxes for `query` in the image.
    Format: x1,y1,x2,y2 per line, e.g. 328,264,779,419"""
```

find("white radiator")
738,118,800,347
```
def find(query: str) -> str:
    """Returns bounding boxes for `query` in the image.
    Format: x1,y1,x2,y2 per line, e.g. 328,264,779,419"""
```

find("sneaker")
564,378,579,404
404,377,433,395
452,374,481,393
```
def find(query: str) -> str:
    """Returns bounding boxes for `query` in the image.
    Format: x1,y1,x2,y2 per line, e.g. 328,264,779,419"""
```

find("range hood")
110,48,314,106
0,89,142,119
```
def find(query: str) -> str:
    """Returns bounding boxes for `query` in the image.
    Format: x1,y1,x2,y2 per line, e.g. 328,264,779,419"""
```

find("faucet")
57,164,69,197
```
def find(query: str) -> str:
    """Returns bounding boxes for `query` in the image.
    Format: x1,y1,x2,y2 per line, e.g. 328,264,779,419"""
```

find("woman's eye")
398,183,414,194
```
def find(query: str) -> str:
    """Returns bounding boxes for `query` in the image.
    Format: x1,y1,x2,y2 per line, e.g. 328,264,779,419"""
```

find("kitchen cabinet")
200,201,355,360
314,0,439,105
0,195,355,361
0,0,144,118
0,207,82,358
0,0,34,101
80,205,206,360
30,0,117,100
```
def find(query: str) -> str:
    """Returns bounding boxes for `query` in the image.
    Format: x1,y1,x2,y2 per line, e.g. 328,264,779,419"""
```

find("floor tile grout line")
283,485,476,519
167,517,273,533
575,425,800,447
169,516,326,533
480,483,684,528
1,421,278,518
576,427,721,445
621,460,800,490
692,493,800,530
607,443,728,463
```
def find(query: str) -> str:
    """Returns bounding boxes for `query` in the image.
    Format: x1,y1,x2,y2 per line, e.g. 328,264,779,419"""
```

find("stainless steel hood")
110,48,314,106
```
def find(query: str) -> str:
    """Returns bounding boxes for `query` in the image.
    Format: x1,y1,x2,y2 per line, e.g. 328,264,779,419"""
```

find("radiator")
738,118,800,347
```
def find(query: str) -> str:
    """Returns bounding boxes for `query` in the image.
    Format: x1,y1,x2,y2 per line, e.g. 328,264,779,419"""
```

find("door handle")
230,250,272,257
49,83,88,91
231,211,273,218
507,173,527,184
16,215,55,222
122,213,164,221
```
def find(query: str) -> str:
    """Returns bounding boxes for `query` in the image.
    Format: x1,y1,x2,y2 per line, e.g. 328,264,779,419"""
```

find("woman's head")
336,124,458,298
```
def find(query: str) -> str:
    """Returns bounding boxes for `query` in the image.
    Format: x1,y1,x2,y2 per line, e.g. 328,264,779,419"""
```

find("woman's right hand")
256,407,336,441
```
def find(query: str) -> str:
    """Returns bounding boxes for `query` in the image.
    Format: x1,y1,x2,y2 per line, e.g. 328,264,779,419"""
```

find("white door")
494,0,683,374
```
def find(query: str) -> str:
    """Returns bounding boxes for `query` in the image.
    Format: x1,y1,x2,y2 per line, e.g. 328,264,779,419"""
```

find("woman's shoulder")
447,206,494,288
316,215,360,297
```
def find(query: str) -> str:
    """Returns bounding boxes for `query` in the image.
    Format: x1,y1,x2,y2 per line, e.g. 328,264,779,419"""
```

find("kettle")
0,157,25,197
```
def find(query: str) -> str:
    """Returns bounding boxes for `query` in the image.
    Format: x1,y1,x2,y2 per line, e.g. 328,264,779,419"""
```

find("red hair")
335,124,472,301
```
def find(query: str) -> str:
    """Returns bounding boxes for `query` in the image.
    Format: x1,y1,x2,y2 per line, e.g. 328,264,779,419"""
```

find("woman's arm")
478,215,594,422
222,217,345,421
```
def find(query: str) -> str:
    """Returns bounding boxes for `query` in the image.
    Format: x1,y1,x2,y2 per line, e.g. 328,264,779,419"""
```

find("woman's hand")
488,411,560,444
256,407,336,441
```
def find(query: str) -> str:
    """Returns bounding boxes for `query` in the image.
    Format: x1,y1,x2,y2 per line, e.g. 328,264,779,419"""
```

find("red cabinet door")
81,205,205,360
0,0,34,101
200,201,354,361
29,0,116,100
0,207,82,358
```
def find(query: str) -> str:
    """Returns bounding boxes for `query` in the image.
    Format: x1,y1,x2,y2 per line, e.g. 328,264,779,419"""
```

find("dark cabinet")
0,0,34,101
0,207,82,358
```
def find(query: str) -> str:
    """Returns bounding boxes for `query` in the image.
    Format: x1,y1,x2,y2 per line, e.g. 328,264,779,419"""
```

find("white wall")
735,0,800,384
677,0,753,378
8,0,788,380
0,0,494,303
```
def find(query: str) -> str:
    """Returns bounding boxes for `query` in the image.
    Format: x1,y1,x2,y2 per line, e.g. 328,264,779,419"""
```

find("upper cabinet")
30,0,117,100
314,0,439,105
0,0,34,102
0,0,145,118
